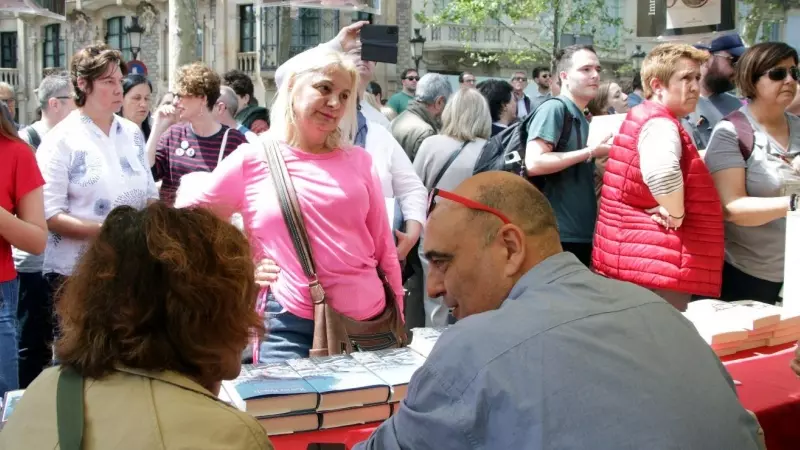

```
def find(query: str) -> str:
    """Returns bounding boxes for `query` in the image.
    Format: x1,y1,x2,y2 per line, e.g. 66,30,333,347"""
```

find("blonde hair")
440,88,492,142
641,43,709,98
269,48,359,150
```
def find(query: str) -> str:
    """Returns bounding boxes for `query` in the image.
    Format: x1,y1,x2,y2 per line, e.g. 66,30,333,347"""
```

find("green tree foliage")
739,0,795,44
415,0,628,68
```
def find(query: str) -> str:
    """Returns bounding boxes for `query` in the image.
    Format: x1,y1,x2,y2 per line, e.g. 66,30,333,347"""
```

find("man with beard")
688,34,747,149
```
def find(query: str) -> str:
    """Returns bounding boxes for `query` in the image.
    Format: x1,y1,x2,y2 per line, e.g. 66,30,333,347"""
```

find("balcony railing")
237,52,258,76
0,68,20,88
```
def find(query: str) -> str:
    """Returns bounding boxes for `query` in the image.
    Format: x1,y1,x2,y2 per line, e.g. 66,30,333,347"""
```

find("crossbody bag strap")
430,140,469,189
262,139,326,304
56,367,85,450
217,128,231,166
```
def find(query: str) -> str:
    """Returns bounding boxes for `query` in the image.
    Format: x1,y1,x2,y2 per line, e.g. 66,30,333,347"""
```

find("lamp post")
125,16,145,61
631,44,646,71
410,28,426,71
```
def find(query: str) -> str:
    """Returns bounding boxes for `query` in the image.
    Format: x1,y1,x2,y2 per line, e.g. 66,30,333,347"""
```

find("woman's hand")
646,205,684,230
791,342,800,378
153,104,178,131
335,20,369,53
255,258,281,288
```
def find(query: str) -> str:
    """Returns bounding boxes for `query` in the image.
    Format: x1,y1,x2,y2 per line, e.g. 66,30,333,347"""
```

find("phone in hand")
360,24,399,64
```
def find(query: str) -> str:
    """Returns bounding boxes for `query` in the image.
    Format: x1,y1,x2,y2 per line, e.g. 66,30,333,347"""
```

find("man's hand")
791,342,800,378
335,20,369,53
395,230,415,261
255,258,281,288
591,134,614,158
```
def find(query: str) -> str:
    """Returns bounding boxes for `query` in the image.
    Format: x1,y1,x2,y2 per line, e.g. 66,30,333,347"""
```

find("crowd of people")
0,19,797,449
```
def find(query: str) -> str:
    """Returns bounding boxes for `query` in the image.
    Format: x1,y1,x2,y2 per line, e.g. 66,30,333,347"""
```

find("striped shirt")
638,118,683,196
153,123,247,205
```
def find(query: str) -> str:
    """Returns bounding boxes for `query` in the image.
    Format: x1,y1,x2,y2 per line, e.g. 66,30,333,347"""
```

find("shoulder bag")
261,139,407,357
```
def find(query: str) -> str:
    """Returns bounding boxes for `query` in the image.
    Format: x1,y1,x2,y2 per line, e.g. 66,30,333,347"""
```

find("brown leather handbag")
262,139,407,357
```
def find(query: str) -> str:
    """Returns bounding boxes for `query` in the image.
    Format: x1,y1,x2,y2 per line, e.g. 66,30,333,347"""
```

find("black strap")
431,141,469,189
56,367,85,450
26,127,41,149
724,110,755,161
262,140,326,303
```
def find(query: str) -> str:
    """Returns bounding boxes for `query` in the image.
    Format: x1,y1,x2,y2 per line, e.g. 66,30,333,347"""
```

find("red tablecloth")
270,345,800,450
722,343,800,450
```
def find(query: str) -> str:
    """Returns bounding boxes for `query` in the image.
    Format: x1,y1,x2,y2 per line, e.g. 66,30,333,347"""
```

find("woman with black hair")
120,74,153,140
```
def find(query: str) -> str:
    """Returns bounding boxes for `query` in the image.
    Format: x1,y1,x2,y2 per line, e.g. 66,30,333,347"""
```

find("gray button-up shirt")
355,252,761,450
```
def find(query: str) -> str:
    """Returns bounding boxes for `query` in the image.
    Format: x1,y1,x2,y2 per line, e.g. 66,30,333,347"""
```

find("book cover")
1,390,24,423
408,327,448,357
224,362,319,417
351,347,427,402
288,355,390,411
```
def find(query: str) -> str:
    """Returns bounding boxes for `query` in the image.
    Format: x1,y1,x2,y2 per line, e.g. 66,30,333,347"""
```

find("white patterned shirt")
36,111,158,276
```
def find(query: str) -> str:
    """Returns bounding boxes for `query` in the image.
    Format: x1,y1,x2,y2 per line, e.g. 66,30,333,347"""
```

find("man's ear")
499,225,526,277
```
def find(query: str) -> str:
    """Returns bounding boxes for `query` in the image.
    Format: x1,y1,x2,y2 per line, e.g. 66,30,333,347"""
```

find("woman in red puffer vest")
592,43,725,311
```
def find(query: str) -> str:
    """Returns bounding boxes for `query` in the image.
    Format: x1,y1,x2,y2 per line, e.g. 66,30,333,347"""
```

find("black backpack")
473,97,576,189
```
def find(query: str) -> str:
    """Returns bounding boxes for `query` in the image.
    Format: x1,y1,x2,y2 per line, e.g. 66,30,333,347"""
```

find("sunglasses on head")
763,66,800,82
426,188,511,224
405,76,419,81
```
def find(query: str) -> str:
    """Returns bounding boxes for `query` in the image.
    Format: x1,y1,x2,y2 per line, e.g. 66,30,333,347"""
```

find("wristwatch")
790,193,798,212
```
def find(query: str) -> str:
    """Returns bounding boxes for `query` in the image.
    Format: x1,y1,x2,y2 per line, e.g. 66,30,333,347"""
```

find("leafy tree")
415,0,628,69
738,0,794,44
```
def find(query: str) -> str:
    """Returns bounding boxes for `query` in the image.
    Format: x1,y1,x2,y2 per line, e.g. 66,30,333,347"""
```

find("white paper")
587,114,625,148
666,0,721,30
783,211,800,312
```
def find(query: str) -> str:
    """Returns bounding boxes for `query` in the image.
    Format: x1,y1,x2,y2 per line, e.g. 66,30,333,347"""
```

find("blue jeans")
258,296,314,364
0,278,20,396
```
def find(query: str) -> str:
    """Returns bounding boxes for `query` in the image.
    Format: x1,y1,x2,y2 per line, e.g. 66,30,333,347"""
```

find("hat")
696,34,746,58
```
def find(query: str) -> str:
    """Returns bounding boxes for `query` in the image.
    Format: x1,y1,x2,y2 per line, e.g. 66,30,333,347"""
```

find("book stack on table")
683,300,800,357
220,327,446,436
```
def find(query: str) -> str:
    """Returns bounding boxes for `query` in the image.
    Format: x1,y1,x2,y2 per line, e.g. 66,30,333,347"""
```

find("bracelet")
669,211,686,220
586,148,594,163
790,194,798,212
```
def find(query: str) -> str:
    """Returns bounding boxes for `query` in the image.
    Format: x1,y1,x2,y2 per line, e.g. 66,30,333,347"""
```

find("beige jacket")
0,366,273,450
390,101,440,163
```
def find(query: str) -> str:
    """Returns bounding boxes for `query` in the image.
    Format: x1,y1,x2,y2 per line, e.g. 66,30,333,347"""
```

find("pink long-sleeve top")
176,141,404,321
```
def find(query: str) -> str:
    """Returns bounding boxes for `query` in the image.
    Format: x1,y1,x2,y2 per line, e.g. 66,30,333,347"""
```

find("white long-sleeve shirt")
364,119,427,225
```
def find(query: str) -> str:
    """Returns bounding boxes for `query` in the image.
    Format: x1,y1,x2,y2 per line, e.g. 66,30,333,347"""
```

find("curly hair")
55,203,264,384
70,42,127,107
175,62,221,110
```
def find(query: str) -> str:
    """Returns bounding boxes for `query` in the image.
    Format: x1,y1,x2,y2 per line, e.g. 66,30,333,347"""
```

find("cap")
702,33,747,58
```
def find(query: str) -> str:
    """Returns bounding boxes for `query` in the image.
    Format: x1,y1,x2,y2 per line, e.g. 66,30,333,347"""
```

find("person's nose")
426,269,445,299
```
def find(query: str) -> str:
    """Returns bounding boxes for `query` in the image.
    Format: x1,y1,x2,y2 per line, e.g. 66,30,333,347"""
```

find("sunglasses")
512,77,527,82
426,188,511,224
405,76,420,81
763,66,800,82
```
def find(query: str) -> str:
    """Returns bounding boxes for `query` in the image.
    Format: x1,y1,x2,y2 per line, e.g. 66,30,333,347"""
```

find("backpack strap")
541,97,577,152
724,110,755,161
56,367,85,450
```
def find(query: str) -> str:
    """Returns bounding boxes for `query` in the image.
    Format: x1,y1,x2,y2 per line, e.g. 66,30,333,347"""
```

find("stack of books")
221,327,447,436
683,300,800,356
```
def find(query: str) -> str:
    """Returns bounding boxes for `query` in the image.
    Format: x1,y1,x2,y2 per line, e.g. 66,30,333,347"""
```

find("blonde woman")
176,48,403,362
413,88,492,326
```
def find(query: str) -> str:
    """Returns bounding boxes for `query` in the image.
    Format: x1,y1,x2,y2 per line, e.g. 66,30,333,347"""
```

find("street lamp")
631,44,647,71
125,16,146,61
410,28,426,71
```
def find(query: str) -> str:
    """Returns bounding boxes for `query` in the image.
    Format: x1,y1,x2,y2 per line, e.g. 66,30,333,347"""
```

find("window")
43,24,65,69
0,32,16,68
239,5,256,52
106,16,132,61
352,11,373,23
290,9,321,57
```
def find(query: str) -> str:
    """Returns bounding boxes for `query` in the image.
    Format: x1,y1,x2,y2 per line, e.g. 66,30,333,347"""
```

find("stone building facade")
0,0,406,125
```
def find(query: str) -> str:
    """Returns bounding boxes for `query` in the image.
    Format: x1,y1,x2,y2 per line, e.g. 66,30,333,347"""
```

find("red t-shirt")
1,135,45,282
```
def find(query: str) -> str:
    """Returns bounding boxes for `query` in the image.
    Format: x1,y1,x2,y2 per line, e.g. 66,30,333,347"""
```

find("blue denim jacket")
355,252,762,450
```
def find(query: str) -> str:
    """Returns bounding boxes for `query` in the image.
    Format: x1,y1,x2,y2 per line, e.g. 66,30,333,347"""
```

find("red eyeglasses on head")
426,188,511,224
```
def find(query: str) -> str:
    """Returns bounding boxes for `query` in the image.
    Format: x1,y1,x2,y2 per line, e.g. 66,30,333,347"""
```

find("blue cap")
698,34,746,58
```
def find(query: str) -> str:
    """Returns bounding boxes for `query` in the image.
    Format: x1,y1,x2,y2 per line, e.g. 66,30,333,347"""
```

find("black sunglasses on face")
405,76,419,81
763,66,800,82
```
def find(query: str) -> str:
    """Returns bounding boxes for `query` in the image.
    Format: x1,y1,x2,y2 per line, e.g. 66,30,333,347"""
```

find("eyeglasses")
763,66,800,82
426,188,511,224
713,53,736,63
404,76,419,81
512,77,527,82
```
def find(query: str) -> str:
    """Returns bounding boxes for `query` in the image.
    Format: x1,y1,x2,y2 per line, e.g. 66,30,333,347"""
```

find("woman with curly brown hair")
0,203,272,449
147,62,247,205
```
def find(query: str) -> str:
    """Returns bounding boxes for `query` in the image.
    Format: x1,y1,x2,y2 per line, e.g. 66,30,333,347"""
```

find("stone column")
16,18,29,123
